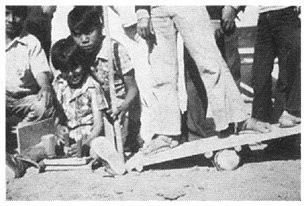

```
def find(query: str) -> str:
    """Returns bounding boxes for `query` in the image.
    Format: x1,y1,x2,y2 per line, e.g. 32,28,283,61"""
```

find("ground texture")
6,136,301,201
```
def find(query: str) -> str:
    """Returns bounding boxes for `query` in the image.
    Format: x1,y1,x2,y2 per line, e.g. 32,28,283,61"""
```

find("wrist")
40,84,52,91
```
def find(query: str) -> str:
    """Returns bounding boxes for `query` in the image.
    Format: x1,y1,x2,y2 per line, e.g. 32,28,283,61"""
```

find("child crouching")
51,37,125,175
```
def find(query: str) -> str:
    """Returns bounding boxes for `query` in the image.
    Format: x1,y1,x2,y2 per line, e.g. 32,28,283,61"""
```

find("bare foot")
278,111,301,128
242,118,272,133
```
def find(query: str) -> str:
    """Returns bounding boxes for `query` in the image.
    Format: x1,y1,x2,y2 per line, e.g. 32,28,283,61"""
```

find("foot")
278,111,301,128
241,118,272,133
90,138,126,176
141,135,179,155
6,153,27,179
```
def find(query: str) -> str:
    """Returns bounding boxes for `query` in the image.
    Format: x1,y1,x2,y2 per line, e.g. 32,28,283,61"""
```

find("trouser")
218,31,242,86
6,94,56,152
149,6,246,133
6,94,55,126
252,7,301,122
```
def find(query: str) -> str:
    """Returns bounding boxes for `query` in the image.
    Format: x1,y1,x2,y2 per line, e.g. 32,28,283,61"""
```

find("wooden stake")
102,6,125,163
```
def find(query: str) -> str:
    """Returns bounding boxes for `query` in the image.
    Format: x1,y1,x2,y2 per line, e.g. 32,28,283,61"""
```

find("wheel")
135,164,143,172
213,149,241,171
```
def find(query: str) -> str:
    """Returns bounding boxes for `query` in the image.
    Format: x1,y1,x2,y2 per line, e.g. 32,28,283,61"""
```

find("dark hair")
51,36,90,72
6,6,28,19
67,6,103,34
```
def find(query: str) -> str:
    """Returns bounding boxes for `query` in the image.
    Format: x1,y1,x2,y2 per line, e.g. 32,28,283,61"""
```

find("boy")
67,7,140,151
51,37,125,175
6,6,56,178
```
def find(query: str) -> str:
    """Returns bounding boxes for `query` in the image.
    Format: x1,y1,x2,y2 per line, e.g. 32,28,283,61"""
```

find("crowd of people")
6,5,301,178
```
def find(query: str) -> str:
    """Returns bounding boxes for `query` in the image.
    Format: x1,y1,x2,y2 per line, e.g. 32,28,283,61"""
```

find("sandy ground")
6,135,301,201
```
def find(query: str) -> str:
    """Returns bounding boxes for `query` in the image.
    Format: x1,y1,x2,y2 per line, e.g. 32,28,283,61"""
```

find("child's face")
62,65,86,88
6,8,25,39
71,26,103,54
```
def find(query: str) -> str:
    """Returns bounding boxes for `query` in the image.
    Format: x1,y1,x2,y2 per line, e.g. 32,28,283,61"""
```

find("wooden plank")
43,157,91,166
127,124,300,167
17,118,56,154
45,165,91,171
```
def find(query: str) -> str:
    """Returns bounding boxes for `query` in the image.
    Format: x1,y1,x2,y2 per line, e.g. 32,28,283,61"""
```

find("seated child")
67,6,141,152
51,37,125,175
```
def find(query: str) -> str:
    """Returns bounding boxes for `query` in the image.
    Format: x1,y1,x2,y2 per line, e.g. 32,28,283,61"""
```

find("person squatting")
6,6,301,178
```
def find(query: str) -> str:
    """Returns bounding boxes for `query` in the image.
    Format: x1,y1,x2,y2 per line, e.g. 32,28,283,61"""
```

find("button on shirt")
6,34,51,98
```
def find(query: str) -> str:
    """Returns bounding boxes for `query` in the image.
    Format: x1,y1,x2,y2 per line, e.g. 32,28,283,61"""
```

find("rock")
156,190,186,200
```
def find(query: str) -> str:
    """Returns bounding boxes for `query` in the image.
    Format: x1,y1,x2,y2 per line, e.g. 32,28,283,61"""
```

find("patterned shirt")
90,37,134,106
53,75,108,141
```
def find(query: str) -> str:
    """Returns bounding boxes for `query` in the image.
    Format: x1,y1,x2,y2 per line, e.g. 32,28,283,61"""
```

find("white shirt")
6,34,51,97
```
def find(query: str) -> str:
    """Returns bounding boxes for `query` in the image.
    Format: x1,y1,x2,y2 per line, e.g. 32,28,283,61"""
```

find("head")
6,6,28,39
51,36,90,88
68,6,104,54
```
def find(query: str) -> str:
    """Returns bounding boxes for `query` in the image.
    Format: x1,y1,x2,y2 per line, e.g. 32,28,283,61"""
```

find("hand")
106,105,126,124
221,6,237,33
137,17,154,39
214,28,224,40
66,143,90,157
66,143,78,156
37,86,54,109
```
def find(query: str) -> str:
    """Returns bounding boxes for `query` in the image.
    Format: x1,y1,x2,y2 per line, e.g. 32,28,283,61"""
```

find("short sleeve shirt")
6,34,51,97
53,75,108,141
90,38,134,105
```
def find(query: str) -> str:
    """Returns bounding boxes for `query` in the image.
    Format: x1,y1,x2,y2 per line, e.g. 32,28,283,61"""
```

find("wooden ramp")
127,124,300,168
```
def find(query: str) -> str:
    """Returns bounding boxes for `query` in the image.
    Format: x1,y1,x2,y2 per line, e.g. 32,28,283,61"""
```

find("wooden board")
44,165,91,171
17,118,56,154
43,157,91,166
126,124,300,168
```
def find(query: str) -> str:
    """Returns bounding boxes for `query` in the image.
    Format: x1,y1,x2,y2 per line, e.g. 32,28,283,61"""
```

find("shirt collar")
6,35,28,51
95,36,111,61
56,75,97,102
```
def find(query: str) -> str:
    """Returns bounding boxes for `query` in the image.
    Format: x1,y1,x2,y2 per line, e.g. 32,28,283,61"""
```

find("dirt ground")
6,135,301,201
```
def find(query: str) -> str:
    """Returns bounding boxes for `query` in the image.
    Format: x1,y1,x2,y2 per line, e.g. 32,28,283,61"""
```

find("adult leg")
273,8,301,126
224,30,242,87
184,47,213,140
251,13,276,123
171,6,246,131
11,94,55,125
149,7,181,136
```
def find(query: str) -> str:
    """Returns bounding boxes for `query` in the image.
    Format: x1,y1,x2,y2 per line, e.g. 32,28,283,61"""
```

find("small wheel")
204,151,214,159
234,145,242,152
135,164,143,172
214,149,241,171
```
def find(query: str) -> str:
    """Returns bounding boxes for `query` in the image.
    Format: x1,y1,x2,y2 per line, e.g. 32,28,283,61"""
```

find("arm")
36,71,54,108
29,35,55,108
108,69,139,122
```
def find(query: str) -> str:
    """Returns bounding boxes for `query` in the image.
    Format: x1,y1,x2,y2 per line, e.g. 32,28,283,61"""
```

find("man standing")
247,6,301,131
135,6,247,149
